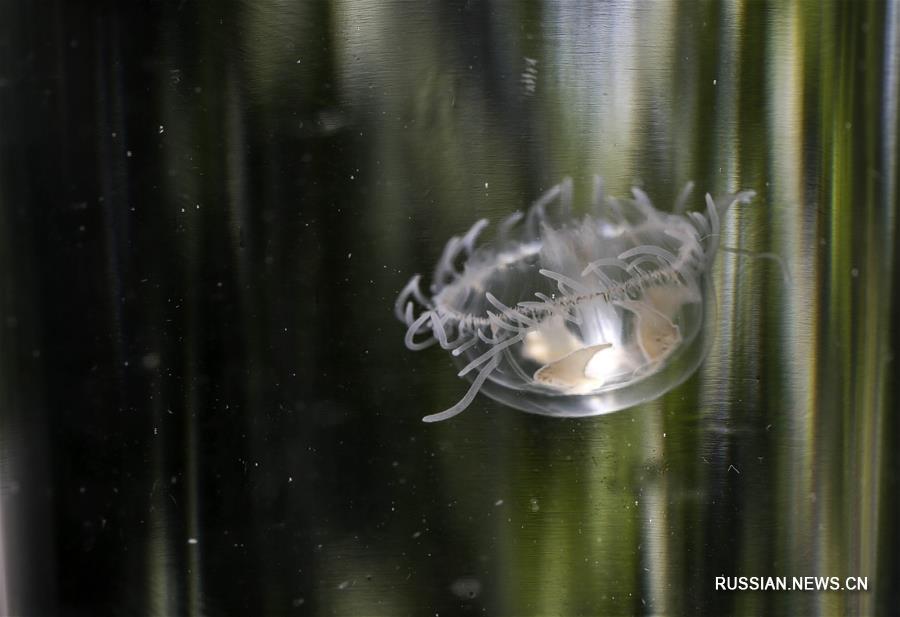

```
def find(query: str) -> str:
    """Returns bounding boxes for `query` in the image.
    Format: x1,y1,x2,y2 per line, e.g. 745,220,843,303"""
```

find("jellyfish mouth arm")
422,355,501,423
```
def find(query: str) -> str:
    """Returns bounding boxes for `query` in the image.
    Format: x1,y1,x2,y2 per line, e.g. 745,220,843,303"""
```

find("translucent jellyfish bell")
396,177,756,422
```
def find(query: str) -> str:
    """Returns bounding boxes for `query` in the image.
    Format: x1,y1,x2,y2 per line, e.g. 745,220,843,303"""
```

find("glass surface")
0,1,897,616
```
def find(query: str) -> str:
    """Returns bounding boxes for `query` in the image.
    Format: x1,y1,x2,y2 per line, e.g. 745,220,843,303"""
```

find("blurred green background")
0,0,897,615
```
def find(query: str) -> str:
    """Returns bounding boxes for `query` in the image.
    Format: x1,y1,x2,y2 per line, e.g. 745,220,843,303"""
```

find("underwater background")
0,0,897,615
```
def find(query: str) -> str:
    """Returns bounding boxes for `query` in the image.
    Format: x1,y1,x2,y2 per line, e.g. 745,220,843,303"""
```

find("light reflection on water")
0,1,896,616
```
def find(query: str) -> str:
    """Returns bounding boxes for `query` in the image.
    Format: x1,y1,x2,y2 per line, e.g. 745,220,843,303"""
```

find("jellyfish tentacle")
403,302,417,327
451,335,480,357
404,310,438,350
674,181,695,215
432,236,463,291
591,175,605,210
477,328,502,345
688,210,710,235
630,187,658,219
546,294,582,325
422,355,501,423
486,292,537,328
487,311,525,335
530,292,581,326
623,255,666,272
503,346,534,383
515,300,548,310
538,269,592,295
703,193,723,266
583,263,615,287
557,177,574,219
461,218,489,255
429,311,453,349
438,312,468,347
458,332,526,378
498,211,524,240
581,258,630,283
721,246,792,285
526,182,563,236
618,245,678,266
394,274,431,322
698,190,757,265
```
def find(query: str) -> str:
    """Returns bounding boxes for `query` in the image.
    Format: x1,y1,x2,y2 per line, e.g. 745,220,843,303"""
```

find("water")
0,1,896,615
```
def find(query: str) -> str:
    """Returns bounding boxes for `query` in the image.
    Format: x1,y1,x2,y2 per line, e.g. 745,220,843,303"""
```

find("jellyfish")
395,177,755,422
